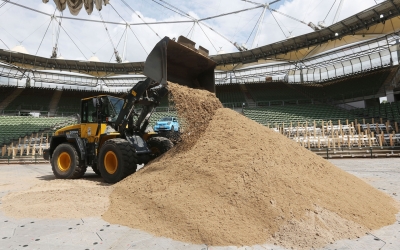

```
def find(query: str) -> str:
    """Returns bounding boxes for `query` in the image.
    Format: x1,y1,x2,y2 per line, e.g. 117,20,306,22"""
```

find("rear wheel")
51,143,86,179
98,138,137,184
147,136,174,158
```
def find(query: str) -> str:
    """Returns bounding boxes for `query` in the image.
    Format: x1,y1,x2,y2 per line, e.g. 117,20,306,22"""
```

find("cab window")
81,99,96,123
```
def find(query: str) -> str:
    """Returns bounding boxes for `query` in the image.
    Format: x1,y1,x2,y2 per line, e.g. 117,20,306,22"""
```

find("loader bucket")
144,36,216,93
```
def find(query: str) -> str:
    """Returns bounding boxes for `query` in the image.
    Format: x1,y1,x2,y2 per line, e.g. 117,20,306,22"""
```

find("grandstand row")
1,66,400,160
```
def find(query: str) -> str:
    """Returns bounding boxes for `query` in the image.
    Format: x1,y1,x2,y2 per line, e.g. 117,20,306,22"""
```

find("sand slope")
103,84,398,249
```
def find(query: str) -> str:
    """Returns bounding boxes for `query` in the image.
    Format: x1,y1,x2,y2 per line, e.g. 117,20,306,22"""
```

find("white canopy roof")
42,0,110,15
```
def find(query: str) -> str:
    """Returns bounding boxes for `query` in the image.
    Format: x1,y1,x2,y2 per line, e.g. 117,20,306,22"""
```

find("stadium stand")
243,104,363,126
245,81,308,105
350,101,400,123
321,68,391,101
215,83,246,107
240,68,391,105
56,89,126,115
0,116,76,146
3,87,55,112
0,86,17,103
289,83,325,102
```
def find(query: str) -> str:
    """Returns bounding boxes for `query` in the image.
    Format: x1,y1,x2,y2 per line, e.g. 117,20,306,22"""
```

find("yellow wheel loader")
43,36,216,183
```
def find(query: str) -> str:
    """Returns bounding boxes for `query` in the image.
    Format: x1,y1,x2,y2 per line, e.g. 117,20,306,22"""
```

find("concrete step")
0,88,24,112
48,90,63,116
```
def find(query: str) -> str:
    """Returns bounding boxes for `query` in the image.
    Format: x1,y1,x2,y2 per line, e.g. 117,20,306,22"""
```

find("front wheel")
98,138,138,184
147,136,174,158
51,143,86,179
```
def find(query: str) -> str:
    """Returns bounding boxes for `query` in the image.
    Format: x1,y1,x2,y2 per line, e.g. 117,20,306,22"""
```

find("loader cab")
81,95,124,124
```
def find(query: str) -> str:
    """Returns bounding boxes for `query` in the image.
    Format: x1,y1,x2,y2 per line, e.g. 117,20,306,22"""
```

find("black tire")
171,125,174,132
147,136,174,158
51,143,87,179
98,138,137,184
91,164,101,176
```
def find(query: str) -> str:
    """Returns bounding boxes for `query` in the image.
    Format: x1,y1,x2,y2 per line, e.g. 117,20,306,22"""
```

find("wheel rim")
104,151,118,174
57,152,71,172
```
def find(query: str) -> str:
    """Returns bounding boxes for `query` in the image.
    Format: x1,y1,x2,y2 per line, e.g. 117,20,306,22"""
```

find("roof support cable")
252,6,267,49
197,22,218,53
269,8,307,25
0,25,21,44
201,22,236,46
186,22,196,37
269,10,287,38
332,0,345,24
324,0,337,22
53,16,88,60
122,25,129,62
189,22,196,39
0,0,9,9
109,3,148,58
0,38,9,49
0,0,17,17
1,0,191,25
128,25,149,55
108,28,127,62
150,0,188,19
51,11,63,58
157,0,197,21
98,10,121,63
152,0,257,50
19,18,49,44
35,8,56,56
50,15,92,58
120,0,161,39
199,4,264,22
0,0,50,16
246,9,264,45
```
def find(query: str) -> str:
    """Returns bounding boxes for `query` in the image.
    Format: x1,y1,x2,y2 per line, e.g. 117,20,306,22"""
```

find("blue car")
153,117,180,132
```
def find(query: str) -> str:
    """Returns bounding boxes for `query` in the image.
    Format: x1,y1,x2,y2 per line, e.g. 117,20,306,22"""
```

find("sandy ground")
0,160,399,250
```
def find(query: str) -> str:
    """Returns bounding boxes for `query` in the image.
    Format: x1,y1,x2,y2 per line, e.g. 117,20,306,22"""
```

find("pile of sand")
103,83,398,249
167,82,223,146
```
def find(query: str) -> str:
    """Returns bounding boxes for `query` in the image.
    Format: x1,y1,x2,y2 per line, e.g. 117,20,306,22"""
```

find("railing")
255,99,314,106
312,146,400,159
0,154,48,164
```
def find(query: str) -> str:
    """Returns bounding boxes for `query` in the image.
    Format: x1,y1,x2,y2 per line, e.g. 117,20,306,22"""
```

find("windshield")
160,117,173,121
108,96,124,117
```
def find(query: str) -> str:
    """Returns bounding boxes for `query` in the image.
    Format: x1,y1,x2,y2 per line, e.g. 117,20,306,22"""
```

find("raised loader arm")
113,78,168,135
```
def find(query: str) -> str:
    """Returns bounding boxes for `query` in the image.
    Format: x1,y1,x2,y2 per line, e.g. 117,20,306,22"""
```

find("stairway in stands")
0,88,24,113
378,65,399,94
239,84,257,107
284,82,314,101
48,90,63,116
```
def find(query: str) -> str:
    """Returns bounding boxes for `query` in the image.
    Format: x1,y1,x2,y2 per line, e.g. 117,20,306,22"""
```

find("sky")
0,0,386,63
